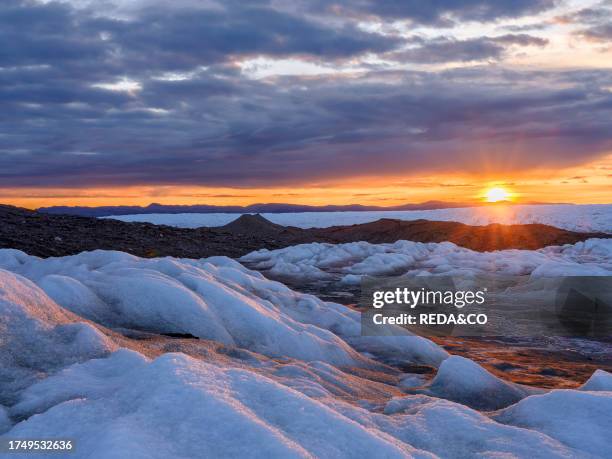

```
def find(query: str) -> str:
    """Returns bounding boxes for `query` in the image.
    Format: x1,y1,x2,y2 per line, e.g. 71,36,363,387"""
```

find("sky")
1,0,611,208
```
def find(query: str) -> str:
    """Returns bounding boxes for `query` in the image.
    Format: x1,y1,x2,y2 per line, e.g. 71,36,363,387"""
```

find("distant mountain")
37,201,471,217
37,200,568,217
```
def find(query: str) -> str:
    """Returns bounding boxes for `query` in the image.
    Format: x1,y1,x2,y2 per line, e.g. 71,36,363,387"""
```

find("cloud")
557,3,612,43
0,1,401,72
0,0,610,190
500,22,550,32
439,183,475,187
556,3,612,25
2,65,611,188
578,23,612,43
391,34,548,63
307,0,558,26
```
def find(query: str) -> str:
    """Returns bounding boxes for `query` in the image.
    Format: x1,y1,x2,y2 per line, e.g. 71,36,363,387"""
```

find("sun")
485,187,510,203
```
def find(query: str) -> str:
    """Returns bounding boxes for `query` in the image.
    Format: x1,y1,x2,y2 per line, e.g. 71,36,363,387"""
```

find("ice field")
0,248,610,458
107,204,612,233
241,238,612,284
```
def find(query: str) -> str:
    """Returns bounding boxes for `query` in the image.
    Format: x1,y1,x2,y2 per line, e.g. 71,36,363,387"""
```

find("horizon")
12,198,604,212
5,170,612,209
27,198,591,211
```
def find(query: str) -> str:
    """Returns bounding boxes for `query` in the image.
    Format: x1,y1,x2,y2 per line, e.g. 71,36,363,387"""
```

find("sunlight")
485,187,510,202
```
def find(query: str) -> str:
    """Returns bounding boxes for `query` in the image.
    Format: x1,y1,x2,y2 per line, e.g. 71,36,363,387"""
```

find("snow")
241,238,612,283
4,350,591,459
398,374,428,390
580,369,612,392
370,395,581,458
0,248,610,458
106,203,612,233
0,405,11,434
0,268,115,405
415,356,535,410
0,249,446,368
495,390,612,457
8,351,427,459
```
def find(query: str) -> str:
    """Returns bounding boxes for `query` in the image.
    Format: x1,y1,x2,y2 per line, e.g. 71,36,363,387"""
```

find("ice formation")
241,238,612,283
0,249,610,458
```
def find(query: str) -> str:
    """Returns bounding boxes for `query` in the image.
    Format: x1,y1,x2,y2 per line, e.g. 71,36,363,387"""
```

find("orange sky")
3,154,610,209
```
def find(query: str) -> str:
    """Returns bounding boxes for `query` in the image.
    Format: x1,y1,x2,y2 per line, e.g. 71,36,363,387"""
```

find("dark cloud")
558,3,612,43
579,23,612,42
2,66,611,188
0,0,610,189
557,4,611,25
100,7,401,71
0,1,107,68
307,0,557,25
500,22,550,32
0,0,401,72
392,34,548,63
493,34,549,46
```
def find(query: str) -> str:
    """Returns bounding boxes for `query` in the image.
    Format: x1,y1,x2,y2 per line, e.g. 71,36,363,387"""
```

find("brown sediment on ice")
430,336,612,389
